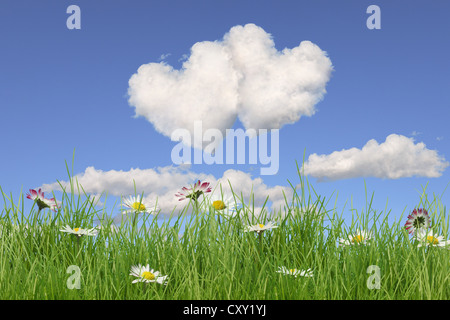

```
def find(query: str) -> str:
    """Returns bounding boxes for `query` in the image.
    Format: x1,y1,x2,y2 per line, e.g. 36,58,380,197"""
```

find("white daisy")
130,264,168,285
211,196,232,211
121,195,158,215
209,194,239,216
416,230,450,248
339,230,372,246
245,221,278,234
276,266,314,278
60,225,99,237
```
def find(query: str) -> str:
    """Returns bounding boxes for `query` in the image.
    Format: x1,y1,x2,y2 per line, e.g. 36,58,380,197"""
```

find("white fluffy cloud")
128,23,332,149
223,24,333,132
40,166,294,217
303,134,449,181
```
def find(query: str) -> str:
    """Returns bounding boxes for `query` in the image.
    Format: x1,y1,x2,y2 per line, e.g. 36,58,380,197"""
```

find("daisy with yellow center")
416,230,450,248
245,221,278,234
276,266,314,278
121,195,158,215
339,230,372,247
59,225,99,237
130,264,168,285
209,193,239,217
212,200,227,210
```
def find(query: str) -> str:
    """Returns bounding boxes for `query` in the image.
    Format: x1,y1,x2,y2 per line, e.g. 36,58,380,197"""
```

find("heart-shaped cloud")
128,23,333,150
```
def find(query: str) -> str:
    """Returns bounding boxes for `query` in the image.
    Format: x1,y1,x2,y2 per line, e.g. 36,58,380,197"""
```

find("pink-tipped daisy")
405,208,431,235
175,180,212,201
26,188,59,212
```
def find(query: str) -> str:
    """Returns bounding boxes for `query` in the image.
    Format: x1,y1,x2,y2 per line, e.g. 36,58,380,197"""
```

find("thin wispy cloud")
158,53,171,61
127,23,333,150
303,134,449,181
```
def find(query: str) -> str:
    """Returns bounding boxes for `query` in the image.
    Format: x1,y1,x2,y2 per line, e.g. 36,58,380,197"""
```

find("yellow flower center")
132,202,146,211
74,228,80,232
259,224,265,229
352,235,363,243
141,271,155,280
289,269,296,273
212,200,226,210
426,235,439,245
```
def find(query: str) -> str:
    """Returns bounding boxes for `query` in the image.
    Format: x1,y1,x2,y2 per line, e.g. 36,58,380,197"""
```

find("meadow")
0,163,449,300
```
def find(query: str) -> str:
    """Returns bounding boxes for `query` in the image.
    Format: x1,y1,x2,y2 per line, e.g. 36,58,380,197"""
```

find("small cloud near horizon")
302,134,449,181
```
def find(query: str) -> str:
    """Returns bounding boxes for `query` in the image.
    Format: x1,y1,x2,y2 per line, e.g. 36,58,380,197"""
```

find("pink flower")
175,180,212,201
405,208,430,235
26,188,59,212
26,188,45,201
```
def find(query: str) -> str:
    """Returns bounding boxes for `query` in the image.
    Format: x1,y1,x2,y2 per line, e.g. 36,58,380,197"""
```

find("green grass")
0,163,449,300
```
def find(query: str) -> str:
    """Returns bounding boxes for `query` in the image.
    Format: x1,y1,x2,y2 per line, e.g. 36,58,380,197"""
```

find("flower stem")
258,231,264,261
74,235,81,265
194,200,199,215
132,212,139,228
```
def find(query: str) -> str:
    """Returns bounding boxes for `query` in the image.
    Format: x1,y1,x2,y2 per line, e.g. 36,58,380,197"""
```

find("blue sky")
1,0,449,226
